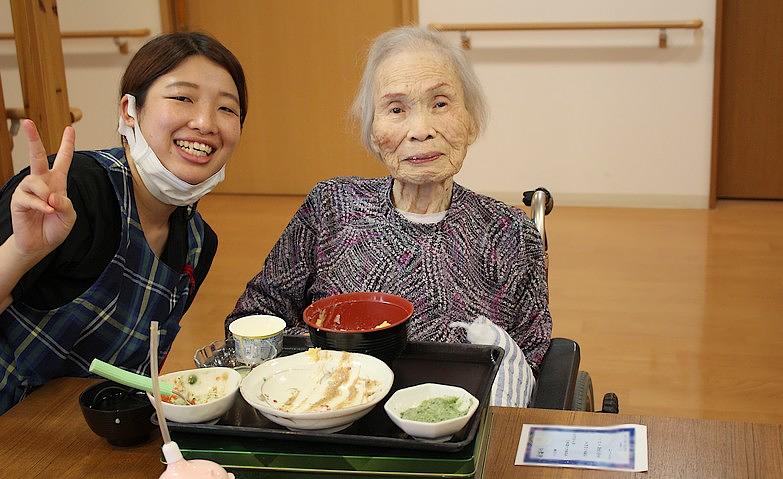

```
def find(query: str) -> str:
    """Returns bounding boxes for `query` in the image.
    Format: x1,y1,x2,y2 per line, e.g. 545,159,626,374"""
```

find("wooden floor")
164,196,783,425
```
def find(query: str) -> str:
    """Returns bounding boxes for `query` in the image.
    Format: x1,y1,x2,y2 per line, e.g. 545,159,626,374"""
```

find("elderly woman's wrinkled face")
371,48,476,185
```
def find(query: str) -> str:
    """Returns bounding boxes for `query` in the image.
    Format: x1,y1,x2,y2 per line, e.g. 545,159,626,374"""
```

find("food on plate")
161,371,231,406
259,349,381,413
374,320,391,329
305,347,322,361
400,396,469,423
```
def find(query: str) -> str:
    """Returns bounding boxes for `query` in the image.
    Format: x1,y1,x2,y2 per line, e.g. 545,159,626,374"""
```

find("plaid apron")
0,148,206,413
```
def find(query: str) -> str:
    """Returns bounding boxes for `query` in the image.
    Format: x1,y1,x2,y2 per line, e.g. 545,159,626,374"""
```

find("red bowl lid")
303,292,414,333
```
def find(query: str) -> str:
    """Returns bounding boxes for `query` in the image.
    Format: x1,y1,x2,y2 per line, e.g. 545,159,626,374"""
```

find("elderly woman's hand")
9,120,76,261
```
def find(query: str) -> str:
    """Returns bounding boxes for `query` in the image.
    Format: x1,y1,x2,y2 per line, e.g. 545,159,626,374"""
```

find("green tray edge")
176,408,493,478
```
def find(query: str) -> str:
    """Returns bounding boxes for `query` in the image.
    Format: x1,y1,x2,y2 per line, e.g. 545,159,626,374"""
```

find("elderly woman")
227,27,551,406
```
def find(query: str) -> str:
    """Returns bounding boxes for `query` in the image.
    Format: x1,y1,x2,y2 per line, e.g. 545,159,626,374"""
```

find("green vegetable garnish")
187,374,198,385
400,396,468,423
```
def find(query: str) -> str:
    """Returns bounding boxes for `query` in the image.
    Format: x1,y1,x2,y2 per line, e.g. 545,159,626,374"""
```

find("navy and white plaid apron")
0,148,207,413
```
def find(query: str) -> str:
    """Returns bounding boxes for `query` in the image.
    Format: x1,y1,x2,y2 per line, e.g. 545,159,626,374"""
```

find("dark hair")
120,32,248,126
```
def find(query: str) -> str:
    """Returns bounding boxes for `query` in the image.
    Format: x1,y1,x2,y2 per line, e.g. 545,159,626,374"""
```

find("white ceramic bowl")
146,367,241,424
240,349,394,432
383,383,479,441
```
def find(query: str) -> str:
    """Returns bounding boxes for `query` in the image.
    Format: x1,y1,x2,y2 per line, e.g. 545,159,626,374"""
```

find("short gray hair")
351,26,488,153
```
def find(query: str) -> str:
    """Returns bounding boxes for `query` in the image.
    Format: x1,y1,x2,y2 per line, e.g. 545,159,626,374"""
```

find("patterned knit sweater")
227,176,552,369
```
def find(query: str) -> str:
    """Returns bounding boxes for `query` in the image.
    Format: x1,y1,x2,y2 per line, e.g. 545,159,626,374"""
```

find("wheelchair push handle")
522,187,554,214
523,187,554,251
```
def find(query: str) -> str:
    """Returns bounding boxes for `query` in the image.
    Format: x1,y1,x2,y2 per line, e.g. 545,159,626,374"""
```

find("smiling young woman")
122,55,242,188
0,32,247,415
118,54,243,256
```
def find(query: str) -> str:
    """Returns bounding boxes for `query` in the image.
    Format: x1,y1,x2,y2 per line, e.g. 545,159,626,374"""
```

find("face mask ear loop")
128,96,140,142
119,94,154,165
119,94,139,148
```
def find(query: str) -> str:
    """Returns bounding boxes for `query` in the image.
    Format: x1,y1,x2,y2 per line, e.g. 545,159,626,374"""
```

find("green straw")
89,358,176,397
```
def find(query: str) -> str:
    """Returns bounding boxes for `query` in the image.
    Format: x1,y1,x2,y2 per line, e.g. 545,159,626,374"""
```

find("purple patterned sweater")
227,176,552,369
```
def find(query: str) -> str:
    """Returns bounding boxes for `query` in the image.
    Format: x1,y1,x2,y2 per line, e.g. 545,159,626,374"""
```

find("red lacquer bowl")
303,292,414,362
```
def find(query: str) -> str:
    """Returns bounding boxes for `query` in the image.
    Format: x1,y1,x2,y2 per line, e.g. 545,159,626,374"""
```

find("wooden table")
0,378,162,478
1,378,781,478
484,407,783,478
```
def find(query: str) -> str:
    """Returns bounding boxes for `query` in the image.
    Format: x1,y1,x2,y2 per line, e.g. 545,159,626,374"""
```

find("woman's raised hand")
10,120,77,259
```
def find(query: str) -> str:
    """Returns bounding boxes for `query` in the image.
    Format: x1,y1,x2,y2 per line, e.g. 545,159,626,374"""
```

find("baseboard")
481,191,710,209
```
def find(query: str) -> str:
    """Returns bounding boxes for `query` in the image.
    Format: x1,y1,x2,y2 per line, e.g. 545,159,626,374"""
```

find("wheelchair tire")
572,371,594,412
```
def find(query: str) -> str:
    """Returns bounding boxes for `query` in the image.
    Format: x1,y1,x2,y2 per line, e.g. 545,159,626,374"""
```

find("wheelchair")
522,188,619,414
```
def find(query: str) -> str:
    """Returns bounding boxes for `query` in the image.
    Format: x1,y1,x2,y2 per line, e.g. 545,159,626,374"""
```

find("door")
181,1,416,195
716,0,783,199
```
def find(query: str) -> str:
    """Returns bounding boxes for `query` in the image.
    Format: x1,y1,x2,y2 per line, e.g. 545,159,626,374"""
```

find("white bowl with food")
240,349,394,432
146,367,242,424
383,383,479,441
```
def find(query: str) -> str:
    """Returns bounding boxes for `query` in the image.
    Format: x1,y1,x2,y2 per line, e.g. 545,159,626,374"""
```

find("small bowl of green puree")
384,383,479,441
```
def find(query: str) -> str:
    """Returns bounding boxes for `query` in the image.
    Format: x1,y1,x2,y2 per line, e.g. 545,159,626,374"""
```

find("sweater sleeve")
225,190,319,337
495,216,553,371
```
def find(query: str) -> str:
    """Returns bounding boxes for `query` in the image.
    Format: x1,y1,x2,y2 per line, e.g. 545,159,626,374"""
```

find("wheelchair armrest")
529,337,580,410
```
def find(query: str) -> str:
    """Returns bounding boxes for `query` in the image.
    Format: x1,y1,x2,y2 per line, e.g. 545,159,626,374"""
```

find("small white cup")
228,315,286,367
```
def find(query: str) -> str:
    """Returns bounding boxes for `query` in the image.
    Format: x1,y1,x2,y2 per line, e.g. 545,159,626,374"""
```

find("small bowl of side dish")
146,367,241,424
303,292,414,362
384,383,479,441
240,348,394,432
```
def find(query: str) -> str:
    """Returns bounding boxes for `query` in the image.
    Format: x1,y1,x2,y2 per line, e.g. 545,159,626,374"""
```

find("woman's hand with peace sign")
9,120,77,260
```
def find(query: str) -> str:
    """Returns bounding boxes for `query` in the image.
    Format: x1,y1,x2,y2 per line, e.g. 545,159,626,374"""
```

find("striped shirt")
0,148,211,414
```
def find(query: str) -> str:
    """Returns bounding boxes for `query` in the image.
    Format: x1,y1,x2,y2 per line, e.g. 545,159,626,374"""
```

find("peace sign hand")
9,120,77,259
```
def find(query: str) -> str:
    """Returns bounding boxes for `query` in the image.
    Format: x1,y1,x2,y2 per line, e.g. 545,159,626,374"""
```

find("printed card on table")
515,424,648,472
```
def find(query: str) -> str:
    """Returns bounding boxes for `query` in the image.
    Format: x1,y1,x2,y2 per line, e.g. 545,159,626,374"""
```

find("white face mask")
117,94,225,206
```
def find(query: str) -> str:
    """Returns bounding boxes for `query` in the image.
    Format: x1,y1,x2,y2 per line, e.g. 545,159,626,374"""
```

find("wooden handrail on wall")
0,28,151,54
6,107,83,124
429,20,704,49
0,75,12,183
2,108,83,164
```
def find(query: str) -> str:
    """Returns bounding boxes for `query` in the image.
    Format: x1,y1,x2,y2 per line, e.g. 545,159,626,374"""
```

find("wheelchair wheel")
572,371,594,412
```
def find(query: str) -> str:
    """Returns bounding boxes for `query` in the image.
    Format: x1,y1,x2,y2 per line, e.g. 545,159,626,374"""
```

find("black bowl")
79,380,156,447
303,292,414,362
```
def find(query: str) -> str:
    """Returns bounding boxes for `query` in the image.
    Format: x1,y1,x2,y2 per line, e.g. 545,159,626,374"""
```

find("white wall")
419,1,716,208
2,1,715,208
0,0,161,172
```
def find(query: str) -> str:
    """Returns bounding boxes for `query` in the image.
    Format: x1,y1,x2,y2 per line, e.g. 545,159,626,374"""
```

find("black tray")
171,407,493,478
161,335,503,452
